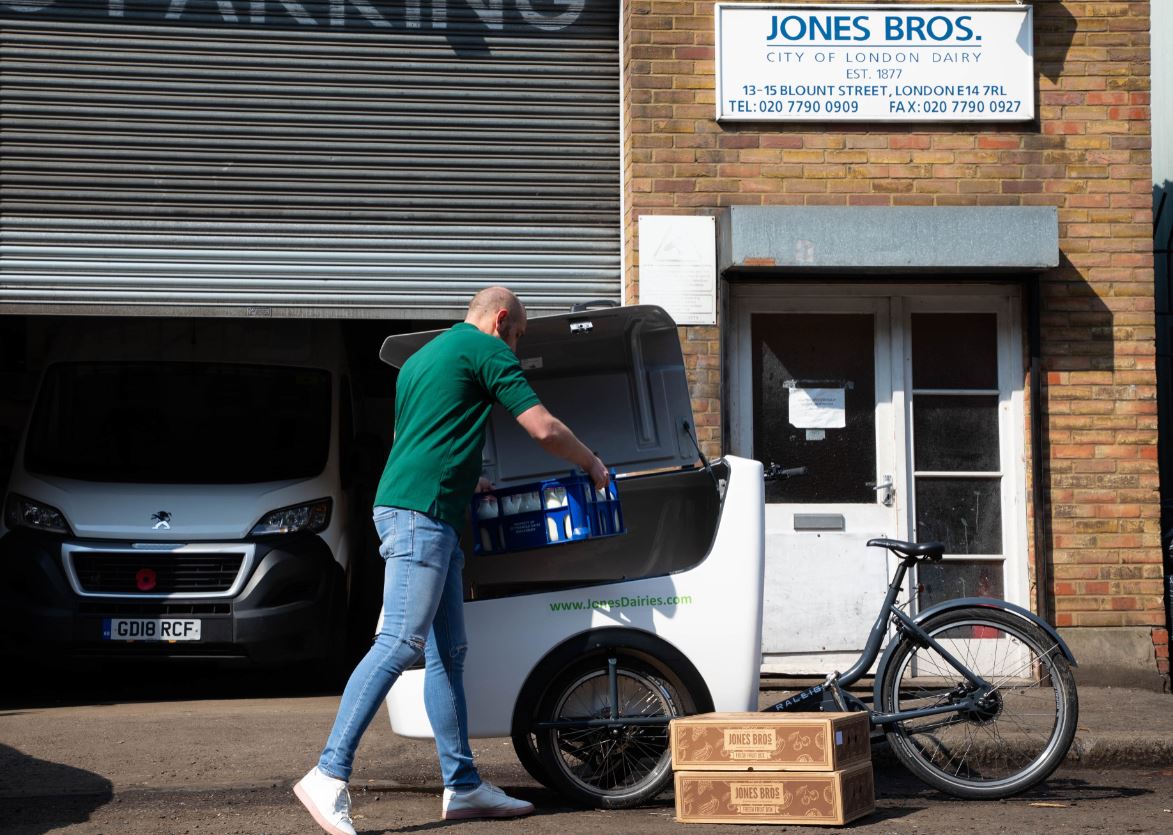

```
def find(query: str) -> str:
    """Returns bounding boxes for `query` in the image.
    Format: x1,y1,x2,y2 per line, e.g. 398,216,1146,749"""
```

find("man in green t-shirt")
296,287,608,834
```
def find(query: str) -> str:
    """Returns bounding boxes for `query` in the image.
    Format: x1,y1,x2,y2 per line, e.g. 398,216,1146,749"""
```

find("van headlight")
249,499,332,536
4,494,72,535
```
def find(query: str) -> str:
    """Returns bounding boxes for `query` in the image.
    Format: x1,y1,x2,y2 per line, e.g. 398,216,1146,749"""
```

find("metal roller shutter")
0,1,620,317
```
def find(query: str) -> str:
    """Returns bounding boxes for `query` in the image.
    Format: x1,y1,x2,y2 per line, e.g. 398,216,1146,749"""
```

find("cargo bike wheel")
531,653,701,809
878,606,1078,799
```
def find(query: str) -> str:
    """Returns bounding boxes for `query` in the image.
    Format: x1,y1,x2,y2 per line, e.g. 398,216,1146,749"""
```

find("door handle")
868,475,895,507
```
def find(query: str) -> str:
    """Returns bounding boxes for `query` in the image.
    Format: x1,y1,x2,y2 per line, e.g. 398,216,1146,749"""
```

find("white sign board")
638,215,717,326
716,3,1034,122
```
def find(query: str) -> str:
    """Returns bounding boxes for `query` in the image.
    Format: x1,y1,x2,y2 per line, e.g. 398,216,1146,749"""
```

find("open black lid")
379,304,700,485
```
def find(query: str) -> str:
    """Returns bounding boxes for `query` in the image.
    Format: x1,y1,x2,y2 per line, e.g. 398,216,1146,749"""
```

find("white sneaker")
294,766,356,835
442,781,535,820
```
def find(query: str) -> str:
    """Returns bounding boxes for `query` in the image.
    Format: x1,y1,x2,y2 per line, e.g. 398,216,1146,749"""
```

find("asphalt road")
0,664,1170,835
2,764,1170,835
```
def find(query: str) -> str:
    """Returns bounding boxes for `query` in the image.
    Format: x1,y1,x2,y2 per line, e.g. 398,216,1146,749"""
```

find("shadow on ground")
0,654,343,710
0,744,113,834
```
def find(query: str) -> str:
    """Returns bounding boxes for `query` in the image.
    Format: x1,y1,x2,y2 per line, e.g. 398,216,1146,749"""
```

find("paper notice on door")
788,388,846,429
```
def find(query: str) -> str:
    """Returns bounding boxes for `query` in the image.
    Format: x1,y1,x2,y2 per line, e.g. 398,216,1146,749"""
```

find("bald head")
467,286,523,322
466,286,527,351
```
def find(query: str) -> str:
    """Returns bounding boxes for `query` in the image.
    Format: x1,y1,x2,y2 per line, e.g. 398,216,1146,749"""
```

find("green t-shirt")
374,322,541,530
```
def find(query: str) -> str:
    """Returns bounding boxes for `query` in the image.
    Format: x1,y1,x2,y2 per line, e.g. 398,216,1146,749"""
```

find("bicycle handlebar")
763,463,808,481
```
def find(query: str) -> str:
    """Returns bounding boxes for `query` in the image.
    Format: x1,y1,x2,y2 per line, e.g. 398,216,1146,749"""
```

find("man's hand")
475,476,495,494
585,455,610,492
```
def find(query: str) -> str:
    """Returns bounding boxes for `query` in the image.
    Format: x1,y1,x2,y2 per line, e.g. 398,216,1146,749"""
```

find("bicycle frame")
765,549,1075,729
763,553,919,719
532,544,1077,735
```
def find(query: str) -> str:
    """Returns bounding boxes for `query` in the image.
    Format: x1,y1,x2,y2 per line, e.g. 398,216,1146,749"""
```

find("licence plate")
102,618,202,642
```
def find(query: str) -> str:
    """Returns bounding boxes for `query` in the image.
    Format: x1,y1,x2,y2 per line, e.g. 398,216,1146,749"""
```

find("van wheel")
322,585,353,685
533,654,697,809
343,552,383,670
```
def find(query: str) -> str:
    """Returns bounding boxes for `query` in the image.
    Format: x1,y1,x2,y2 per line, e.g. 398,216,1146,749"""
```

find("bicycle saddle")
867,538,945,561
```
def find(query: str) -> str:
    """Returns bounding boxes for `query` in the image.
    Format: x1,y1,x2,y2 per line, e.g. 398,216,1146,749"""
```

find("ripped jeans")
317,507,479,790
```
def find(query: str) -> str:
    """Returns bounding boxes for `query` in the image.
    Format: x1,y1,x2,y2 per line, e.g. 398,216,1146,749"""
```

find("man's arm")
514,404,609,490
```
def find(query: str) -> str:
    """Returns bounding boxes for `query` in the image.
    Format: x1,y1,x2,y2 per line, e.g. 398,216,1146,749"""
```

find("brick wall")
622,0,1164,664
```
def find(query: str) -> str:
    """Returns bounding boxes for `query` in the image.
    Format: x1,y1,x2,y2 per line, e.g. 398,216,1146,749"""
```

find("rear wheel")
879,607,1078,799
533,654,697,809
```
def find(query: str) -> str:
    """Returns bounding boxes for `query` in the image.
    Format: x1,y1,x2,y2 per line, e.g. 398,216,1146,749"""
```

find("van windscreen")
25,362,332,484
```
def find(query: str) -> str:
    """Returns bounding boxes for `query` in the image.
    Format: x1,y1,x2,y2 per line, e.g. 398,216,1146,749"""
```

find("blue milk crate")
471,471,625,555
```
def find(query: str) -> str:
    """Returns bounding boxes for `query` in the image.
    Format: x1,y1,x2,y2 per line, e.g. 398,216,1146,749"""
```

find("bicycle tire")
878,606,1078,799
533,655,695,809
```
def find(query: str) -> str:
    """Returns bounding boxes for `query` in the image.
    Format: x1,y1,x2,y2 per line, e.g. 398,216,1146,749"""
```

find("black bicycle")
525,465,1078,806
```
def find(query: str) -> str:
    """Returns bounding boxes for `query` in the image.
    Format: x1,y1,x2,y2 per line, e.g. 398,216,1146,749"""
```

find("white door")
729,285,1026,675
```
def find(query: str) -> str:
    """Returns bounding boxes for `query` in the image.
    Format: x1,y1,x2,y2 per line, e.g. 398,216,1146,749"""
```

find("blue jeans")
317,507,480,790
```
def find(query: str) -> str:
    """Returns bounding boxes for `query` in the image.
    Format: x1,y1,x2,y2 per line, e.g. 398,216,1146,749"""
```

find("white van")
0,319,362,667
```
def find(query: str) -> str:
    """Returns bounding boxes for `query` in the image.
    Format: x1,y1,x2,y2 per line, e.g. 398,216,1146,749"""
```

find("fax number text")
890,98,1023,115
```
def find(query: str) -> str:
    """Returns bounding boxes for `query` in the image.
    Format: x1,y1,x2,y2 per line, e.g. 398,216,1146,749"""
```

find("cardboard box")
674,763,875,826
670,712,870,772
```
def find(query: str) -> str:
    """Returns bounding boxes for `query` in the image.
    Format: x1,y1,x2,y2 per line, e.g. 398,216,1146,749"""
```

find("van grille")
78,601,231,616
71,552,245,594
73,643,247,659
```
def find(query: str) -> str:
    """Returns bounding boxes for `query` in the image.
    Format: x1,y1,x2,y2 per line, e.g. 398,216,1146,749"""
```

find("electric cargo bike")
376,304,1077,809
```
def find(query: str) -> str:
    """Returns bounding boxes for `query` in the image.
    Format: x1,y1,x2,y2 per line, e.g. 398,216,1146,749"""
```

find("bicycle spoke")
544,667,677,796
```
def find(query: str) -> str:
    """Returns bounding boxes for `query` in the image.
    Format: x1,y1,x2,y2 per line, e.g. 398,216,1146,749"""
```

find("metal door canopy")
718,206,1059,272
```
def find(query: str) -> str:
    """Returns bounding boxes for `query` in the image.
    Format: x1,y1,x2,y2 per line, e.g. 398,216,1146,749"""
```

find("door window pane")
914,477,1002,554
752,313,876,503
916,560,1005,609
912,313,997,389
913,395,1000,471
